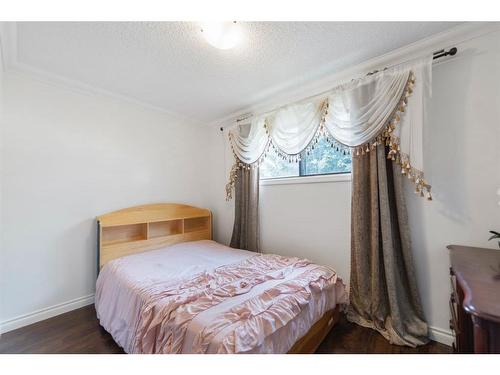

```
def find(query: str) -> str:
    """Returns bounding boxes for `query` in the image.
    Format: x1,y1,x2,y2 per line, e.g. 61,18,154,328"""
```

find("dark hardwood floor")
0,305,451,354
316,317,451,354
0,305,123,354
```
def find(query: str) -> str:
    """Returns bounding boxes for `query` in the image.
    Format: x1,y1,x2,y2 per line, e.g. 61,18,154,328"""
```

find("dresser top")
448,245,500,323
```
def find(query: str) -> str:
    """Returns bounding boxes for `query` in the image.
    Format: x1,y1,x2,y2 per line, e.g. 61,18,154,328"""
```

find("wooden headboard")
97,203,212,269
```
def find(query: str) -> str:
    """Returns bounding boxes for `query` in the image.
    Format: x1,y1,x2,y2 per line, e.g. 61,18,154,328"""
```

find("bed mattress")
95,240,347,354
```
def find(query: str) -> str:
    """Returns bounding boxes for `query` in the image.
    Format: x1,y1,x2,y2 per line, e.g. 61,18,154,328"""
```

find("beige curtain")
230,167,260,252
347,145,429,347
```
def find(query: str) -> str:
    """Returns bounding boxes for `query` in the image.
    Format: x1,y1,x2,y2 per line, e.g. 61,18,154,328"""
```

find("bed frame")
96,203,339,354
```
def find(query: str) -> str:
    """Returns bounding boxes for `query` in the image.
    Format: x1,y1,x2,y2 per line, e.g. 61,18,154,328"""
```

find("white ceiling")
12,22,462,123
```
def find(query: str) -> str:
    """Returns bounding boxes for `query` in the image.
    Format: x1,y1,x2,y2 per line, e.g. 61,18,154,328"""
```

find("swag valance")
226,56,432,201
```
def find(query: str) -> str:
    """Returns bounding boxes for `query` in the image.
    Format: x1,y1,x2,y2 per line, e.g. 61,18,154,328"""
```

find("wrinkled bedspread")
95,240,347,354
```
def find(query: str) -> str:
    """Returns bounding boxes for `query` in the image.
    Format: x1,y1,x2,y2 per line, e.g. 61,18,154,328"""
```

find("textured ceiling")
15,22,462,123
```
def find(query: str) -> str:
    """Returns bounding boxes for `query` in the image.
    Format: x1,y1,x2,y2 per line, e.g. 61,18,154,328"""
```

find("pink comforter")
95,240,347,354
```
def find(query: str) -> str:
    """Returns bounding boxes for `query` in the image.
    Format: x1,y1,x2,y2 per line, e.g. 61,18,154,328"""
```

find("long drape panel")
348,144,428,347
230,166,260,252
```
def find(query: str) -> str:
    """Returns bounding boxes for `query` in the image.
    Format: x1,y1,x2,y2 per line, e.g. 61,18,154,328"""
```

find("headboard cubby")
97,203,212,270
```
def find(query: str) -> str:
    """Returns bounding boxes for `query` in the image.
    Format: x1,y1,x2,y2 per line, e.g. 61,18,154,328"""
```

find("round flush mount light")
200,21,242,50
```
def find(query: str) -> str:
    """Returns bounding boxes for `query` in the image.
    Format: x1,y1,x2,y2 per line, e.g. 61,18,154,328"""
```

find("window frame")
259,138,352,182
260,172,351,186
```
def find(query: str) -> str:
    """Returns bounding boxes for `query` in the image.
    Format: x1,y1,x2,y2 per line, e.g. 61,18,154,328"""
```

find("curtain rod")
219,47,457,132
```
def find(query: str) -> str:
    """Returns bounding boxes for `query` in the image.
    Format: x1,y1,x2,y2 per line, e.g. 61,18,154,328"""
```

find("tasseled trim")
224,162,240,201
226,71,432,201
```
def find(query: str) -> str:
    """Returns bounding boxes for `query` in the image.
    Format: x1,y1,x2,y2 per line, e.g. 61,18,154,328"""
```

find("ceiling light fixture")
200,21,242,50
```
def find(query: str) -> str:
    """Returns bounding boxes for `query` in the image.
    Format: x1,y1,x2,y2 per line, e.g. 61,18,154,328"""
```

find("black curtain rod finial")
433,47,457,60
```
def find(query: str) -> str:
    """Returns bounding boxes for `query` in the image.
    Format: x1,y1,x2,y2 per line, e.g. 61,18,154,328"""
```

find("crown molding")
210,22,500,129
0,22,205,127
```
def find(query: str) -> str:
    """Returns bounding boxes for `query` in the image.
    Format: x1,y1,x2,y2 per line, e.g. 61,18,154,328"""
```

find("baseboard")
429,325,454,346
0,294,95,334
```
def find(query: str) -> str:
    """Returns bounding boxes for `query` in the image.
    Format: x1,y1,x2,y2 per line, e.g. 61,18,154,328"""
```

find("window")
260,137,352,179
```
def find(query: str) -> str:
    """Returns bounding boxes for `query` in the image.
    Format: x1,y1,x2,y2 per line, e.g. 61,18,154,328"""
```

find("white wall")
405,29,500,341
260,179,352,283
0,71,211,331
208,27,500,345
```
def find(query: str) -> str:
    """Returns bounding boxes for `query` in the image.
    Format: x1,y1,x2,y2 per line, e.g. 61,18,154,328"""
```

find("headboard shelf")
184,216,210,233
101,223,148,246
97,203,212,269
148,220,183,238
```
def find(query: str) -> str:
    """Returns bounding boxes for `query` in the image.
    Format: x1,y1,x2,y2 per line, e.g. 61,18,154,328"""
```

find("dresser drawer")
449,269,461,352
450,271,459,304
448,266,474,353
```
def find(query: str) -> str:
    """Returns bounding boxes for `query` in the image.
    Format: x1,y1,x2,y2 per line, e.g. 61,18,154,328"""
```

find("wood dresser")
447,245,500,353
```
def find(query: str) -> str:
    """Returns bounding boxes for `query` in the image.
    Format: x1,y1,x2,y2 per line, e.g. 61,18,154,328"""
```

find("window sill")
260,173,352,186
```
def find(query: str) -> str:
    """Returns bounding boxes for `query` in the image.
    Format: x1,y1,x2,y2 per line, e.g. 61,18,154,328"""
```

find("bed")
95,203,347,354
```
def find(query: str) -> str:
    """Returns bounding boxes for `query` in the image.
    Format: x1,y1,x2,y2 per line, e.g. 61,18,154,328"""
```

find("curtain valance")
227,56,432,200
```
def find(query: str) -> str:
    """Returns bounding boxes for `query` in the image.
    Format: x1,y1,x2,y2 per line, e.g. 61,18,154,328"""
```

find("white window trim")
260,173,351,186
